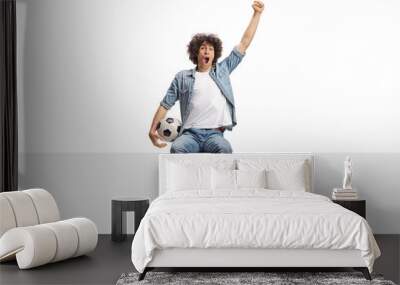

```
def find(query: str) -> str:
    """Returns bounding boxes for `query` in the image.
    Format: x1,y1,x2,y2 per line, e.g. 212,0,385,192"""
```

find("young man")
149,1,265,153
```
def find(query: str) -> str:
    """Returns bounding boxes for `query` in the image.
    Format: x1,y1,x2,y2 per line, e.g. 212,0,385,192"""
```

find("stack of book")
332,188,358,200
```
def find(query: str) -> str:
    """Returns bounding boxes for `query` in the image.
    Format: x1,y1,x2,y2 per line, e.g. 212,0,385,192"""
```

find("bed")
131,153,380,280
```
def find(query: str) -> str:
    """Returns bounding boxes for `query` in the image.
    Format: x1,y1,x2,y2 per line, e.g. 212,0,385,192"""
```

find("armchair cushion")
0,189,97,269
0,218,97,269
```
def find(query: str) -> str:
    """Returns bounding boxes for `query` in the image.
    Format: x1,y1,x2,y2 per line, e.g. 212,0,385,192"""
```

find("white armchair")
0,188,98,269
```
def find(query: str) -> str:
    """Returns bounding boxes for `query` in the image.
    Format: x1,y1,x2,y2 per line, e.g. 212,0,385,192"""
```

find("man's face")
197,41,215,70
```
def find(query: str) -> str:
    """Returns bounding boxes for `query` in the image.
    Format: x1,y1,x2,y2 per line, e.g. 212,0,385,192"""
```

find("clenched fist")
252,1,265,14
149,129,167,148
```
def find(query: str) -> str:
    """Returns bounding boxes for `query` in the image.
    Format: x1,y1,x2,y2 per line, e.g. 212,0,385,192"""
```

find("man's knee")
217,142,233,153
204,137,233,153
170,136,200,153
170,142,189,153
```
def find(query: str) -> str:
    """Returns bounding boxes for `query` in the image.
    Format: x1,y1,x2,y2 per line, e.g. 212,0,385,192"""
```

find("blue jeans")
170,128,233,153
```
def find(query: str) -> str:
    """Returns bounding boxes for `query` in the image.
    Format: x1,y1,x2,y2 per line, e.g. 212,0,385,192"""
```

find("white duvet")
131,189,380,273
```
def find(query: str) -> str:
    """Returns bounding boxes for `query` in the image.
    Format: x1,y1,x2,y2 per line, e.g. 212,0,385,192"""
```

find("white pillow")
167,162,212,191
211,168,268,190
212,168,236,190
236,169,268,189
266,168,306,191
237,159,310,191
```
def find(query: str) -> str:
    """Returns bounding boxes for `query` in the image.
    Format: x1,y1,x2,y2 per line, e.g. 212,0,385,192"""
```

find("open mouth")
203,57,210,64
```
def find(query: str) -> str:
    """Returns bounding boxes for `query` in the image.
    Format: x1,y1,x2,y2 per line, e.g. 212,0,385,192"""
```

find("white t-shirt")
183,70,232,130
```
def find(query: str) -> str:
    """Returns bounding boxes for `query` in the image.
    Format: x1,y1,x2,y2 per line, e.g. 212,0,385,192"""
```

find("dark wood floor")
0,235,133,285
0,235,398,285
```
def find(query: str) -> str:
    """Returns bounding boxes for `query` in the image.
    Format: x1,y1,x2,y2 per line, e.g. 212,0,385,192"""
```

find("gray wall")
16,0,400,234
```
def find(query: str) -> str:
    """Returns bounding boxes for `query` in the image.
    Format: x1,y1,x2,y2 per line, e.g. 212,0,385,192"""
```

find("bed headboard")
158,153,314,196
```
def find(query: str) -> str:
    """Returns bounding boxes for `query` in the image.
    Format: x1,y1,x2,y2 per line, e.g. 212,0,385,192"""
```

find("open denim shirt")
160,46,246,136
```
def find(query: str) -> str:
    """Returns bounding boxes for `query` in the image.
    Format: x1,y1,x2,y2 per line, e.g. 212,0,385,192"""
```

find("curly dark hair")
187,33,223,66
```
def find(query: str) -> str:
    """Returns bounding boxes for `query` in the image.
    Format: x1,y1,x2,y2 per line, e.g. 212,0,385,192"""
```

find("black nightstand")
332,199,366,219
111,197,149,242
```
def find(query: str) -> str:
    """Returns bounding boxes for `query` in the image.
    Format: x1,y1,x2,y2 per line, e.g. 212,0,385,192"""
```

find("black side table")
333,199,366,219
111,197,149,242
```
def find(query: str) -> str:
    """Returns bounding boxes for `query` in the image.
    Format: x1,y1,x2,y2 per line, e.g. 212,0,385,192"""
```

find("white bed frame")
141,153,370,280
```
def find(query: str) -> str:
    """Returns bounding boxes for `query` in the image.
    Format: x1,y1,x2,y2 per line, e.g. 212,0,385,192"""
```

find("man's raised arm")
236,1,265,55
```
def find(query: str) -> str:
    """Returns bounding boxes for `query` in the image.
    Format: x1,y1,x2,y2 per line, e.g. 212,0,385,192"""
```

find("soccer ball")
156,117,182,142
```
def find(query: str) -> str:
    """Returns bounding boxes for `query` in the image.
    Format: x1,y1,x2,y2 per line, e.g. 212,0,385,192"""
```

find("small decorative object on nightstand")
111,197,149,242
332,156,359,200
332,199,366,219
342,156,353,190
332,188,358,200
